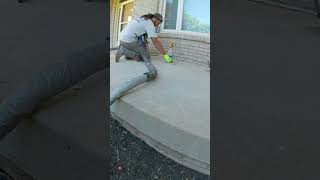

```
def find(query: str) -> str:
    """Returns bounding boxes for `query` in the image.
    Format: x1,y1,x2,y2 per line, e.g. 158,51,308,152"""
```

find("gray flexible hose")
110,74,148,105
0,41,107,141
110,46,157,106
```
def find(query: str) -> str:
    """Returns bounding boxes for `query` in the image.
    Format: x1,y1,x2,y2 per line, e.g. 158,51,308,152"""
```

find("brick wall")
153,32,210,65
133,0,159,17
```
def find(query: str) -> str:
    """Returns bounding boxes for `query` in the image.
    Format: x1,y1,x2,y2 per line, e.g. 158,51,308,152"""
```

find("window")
163,0,210,33
163,0,179,30
119,1,134,31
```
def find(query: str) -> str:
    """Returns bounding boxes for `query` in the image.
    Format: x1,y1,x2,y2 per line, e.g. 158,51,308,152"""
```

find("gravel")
110,117,211,180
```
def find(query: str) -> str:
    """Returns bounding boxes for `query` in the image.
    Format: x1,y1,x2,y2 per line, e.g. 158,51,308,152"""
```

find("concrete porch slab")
110,51,210,175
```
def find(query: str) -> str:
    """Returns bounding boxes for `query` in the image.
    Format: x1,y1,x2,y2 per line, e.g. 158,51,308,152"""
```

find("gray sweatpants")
116,41,157,81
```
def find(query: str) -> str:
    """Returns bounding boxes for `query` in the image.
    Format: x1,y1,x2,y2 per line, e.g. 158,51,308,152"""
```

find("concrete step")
110,51,210,175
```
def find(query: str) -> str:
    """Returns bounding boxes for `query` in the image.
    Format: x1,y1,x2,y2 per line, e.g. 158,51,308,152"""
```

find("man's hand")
151,37,173,63
163,54,173,63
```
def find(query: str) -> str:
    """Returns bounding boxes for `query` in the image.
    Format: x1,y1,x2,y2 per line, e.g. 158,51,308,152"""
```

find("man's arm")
151,37,166,55
150,37,172,63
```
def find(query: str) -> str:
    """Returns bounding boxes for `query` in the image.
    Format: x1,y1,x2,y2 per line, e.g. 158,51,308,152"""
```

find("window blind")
164,0,179,30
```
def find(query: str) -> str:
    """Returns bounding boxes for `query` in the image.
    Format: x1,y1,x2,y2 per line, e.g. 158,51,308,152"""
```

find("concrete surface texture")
110,51,210,175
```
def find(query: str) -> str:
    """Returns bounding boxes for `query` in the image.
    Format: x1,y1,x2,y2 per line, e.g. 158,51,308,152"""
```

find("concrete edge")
110,111,210,175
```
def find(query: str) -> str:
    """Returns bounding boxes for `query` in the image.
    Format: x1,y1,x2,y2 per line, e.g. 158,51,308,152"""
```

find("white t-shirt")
119,17,158,43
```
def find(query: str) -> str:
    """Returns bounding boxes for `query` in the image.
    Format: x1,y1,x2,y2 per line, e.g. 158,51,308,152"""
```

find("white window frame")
160,0,210,36
118,0,134,45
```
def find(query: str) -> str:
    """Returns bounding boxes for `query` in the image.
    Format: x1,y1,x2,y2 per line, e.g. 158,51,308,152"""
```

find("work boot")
115,45,124,62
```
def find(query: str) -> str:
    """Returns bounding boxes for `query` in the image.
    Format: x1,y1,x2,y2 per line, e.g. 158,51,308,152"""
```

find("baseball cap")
153,13,163,23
